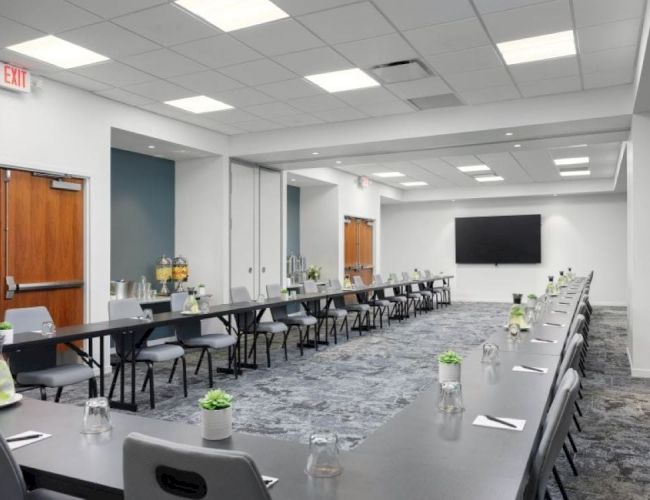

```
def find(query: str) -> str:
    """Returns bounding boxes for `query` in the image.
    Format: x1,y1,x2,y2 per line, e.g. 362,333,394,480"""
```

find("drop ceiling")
0,0,645,135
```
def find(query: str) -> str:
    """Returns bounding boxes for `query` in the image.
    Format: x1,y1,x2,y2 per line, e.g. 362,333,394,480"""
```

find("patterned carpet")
29,303,650,498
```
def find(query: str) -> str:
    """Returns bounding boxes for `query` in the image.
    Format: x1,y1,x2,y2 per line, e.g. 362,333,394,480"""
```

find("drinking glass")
481,343,500,364
142,308,154,322
305,430,342,478
200,299,210,314
508,322,521,340
42,321,56,337
438,381,464,413
256,293,266,303
82,397,112,434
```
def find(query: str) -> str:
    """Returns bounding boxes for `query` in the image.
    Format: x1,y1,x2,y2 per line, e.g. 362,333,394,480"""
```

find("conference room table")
1,275,453,412
0,280,586,500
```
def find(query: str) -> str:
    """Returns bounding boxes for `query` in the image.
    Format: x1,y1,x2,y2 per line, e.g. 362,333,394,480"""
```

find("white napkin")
7,431,51,451
530,338,558,344
262,475,278,488
473,416,525,431
513,365,549,374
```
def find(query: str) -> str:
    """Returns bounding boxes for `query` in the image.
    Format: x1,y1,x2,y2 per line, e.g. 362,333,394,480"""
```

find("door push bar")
5,276,84,299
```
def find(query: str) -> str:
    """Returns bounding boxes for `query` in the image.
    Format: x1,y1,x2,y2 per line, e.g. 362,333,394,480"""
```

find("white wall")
381,194,627,305
300,185,339,281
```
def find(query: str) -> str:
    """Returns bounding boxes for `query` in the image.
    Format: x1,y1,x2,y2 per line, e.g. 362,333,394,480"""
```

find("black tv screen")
455,215,541,264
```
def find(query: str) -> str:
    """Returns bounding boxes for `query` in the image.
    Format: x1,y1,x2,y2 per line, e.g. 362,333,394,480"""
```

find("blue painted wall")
287,185,300,257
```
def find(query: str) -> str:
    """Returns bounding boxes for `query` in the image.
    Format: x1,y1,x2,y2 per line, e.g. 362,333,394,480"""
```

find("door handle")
5,277,84,299
248,267,253,274
261,266,266,273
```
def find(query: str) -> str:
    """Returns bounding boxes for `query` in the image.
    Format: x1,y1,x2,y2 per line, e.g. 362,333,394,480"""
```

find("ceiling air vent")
370,59,431,84
408,94,463,110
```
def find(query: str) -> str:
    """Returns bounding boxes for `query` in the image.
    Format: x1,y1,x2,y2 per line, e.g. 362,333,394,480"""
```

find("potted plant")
438,351,462,383
197,283,206,296
0,322,13,344
199,389,233,440
280,288,289,300
509,305,527,328
527,293,538,308
307,265,321,281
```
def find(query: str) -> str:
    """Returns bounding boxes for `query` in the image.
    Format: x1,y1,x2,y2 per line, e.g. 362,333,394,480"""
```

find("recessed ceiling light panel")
497,30,576,65
374,172,405,178
457,165,490,173
175,0,288,32
554,156,589,166
7,35,108,69
475,175,504,183
400,181,428,187
560,169,591,177
306,68,380,93
165,95,233,113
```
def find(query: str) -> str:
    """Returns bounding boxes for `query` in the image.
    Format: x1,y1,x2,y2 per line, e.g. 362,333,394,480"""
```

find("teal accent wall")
287,185,300,257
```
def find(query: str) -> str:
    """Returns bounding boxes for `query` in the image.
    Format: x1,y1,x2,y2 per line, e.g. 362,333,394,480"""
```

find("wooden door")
0,169,84,327
358,220,374,284
343,217,374,284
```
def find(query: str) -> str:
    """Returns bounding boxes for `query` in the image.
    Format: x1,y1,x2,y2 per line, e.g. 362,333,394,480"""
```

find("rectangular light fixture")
497,30,576,65
175,0,288,32
554,156,589,166
306,68,380,93
560,169,591,177
374,172,405,178
457,164,490,173
475,175,504,183
400,181,428,187
7,35,108,69
165,95,233,113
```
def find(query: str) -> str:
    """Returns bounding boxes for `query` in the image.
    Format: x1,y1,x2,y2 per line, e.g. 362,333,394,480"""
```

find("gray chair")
352,276,390,329
5,307,96,402
329,279,370,334
411,272,435,312
108,299,187,409
1,432,81,499
169,292,237,386
303,280,348,343
527,369,581,500
231,287,288,367
266,283,318,357
425,270,451,306
374,274,407,321
401,272,423,317
123,432,271,500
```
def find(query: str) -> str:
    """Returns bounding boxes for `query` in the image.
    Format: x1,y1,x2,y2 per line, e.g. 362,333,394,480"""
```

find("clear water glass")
438,381,464,413
82,397,112,434
200,299,210,314
41,321,56,337
481,343,500,364
305,430,342,478
142,308,154,321
508,322,521,340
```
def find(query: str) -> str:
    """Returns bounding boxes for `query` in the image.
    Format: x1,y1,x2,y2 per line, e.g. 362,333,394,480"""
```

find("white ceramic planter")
197,286,206,296
527,298,537,309
201,407,232,440
281,292,289,300
0,329,13,344
439,362,461,383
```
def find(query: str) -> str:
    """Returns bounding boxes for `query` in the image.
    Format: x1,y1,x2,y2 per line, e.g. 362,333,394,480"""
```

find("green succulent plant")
438,350,462,365
510,305,526,317
199,389,232,410
0,322,12,330
527,293,538,299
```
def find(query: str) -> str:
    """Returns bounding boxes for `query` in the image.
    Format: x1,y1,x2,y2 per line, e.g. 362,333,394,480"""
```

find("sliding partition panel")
258,168,282,297
230,163,257,297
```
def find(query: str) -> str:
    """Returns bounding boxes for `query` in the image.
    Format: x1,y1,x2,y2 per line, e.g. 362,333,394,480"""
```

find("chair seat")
388,296,407,302
282,315,317,326
16,364,94,388
346,304,370,312
370,299,391,307
256,322,288,334
27,489,82,500
406,293,422,299
182,334,237,349
419,290,433,297
136,344,184,363
318,308,347,319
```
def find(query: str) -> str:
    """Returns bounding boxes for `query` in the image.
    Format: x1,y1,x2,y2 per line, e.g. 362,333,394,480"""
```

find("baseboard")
629,349,650,378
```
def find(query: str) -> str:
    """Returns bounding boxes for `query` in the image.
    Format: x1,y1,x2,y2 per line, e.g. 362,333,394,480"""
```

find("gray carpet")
31,303,650,498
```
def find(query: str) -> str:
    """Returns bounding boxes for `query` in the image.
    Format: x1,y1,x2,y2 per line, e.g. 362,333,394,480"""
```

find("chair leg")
147,363,155,409
544,490,552,500
141,370,150,392
574,400,583,417
344,316,349,339
552,466,569,500
567,431,578,453
39,387,47,400
206,349,214,388
54,387,63,403
89,377,98,398
195,348,206,375
108,363,121,400
168,358,178,383
180,356,188,398
298,326,304,356
563,443,579,476
266,334,274,368
283,326,291,360
573,413,582,432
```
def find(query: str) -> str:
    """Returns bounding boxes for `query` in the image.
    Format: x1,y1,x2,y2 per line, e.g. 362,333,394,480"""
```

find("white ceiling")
111,128,214,160
0,0,645,135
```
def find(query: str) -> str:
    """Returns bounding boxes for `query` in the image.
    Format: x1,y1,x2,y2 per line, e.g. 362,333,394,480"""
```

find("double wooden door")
0,169,84,328
344,217,374,285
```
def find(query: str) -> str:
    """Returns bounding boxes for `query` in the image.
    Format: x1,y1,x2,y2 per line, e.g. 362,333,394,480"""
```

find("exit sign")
1,63,30,93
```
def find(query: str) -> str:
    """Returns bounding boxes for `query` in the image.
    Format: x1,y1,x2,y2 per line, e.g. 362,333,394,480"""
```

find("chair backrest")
0,433,27,500
108,299,148,354
328,280,347,309
389,273,398,282
123,432,271,500
265,284,288,321
401,272,410,281
5,307,56,375
529,369,580,500
170,292,187,312
424,270,432,278
231,287,252,303
230,287,256,331
303,280,318,294
555,334,584,395
170,293,202,342
374,274,384,284
352,276,365,287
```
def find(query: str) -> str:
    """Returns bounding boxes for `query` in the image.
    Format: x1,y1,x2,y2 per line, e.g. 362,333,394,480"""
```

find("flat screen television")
455,215,541,264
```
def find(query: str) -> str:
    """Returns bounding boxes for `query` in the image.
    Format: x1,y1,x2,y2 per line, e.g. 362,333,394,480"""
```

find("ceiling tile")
122,49,206,78
458,83,520,104
272,0,358,16
573,0,646,28
203,109,259,123
583,69,634,89
0,48,61,74
473,0,557,14
385,77,451,99
219,59,295,86
481,0,572,42
412,158,477,186
337,87,401,107
580,46,636,74
0,15,42,47
372,0,475,31
172,35,262,69
66,0,168,19
203,121,244,135
46,71,111,92
273,114,324,126
73,61,156,86
123,79,193,101
236,119,284,132
313,106,369,122
476,152,533,183
427,45,504,74
168,70,244,96
287,94,348,112
577,18,642,54
441,155,481,167
518,75,581,97
444,66,513,91
232,19,324,57
352,99,415,117
210,87,276,107
298,2,394,45
256,78,325,100
509,56,579,83
275,47,352,75
511,150,557,182
0,0,101,33
58,22,160,59
113,4,220,46
245,101,302,119
334,34,418,68
95,87,155,106
403,18,491,56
